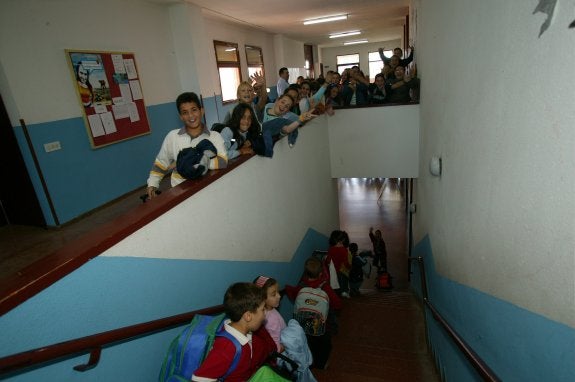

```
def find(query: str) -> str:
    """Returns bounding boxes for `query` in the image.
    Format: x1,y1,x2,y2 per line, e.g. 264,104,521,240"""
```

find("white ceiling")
157,0,409,47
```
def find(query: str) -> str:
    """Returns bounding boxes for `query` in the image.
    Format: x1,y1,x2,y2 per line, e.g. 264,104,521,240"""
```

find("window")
368,50,391,82
245,45,264,78
336,53,359,74
214,41,241,103
304,44,315,78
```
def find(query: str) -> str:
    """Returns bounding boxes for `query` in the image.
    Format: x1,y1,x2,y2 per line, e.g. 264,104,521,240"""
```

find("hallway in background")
313,178,440,382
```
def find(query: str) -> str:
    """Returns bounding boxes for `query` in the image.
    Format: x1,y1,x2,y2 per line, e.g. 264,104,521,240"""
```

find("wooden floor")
0,186,149,280
312,178,440,382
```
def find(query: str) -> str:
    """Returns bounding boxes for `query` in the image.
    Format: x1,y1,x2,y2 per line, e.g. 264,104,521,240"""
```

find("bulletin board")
66,49,151,148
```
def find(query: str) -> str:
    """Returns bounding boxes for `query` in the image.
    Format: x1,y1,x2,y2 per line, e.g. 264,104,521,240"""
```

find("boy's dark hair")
349,243,358,254
176,92,201,113
375,73,384,81
279,67,288,75
223,282,265,322
304,256,323,279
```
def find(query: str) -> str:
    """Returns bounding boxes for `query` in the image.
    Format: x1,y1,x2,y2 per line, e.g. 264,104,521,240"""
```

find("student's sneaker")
341,292,350,298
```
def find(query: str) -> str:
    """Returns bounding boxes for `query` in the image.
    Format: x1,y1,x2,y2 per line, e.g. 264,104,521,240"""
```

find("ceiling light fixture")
343,39,369,45
303,14,348,25
329,31,361,39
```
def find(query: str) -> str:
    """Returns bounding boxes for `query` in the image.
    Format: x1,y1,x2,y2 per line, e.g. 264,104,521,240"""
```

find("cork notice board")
66,49,151,148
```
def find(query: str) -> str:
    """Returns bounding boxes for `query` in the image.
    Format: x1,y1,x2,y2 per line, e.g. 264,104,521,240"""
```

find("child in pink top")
254,275,287,352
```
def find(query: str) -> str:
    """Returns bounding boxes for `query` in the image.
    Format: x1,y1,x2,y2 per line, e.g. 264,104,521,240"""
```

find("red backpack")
376,272,393,290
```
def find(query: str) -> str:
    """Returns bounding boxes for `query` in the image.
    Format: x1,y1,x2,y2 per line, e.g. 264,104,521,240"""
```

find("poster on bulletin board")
66,49,151,149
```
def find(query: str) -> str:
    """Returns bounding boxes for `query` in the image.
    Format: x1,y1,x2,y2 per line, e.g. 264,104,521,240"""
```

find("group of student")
322,227,388,299
145,46,417,196
190,267,329,381
327,46,418,107
161,224,388,381
146,71,319,198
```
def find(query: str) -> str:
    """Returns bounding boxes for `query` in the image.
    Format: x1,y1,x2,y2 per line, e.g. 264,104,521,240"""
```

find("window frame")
245,45,265,79
213,40,242,104
336,53,360,74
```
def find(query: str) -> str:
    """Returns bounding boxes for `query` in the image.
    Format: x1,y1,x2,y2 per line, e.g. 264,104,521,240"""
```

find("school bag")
293,284,329,336
376,271,393,290
158,313,241,382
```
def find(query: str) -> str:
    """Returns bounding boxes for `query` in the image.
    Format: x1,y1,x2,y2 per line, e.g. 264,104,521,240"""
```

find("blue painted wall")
410,235,575,382
0,228,327,381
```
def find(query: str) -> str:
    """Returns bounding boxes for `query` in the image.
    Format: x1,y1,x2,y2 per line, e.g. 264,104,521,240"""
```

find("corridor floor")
312,178,440,382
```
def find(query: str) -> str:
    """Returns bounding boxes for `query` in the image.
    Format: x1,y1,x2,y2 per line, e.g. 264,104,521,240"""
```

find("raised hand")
250,71,266,87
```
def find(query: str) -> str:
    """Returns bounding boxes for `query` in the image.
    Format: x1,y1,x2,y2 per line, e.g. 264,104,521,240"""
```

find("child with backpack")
287,256,342,370
191,282,277,382
369,227,387,271
254,275,287,352
324,230,352,298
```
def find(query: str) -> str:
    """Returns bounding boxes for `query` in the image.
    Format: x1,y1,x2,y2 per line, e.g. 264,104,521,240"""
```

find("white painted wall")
415,0,575,327
274,35,305,71
327,105,419,178
0,0,180,125
103,116,339,261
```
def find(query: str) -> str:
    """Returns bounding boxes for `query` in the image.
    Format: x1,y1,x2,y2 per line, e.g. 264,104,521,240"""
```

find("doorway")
0,94,45,227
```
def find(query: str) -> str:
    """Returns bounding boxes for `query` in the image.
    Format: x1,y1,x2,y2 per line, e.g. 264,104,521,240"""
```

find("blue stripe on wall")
411,235,575,382
0,228,327,381
13,94,229,226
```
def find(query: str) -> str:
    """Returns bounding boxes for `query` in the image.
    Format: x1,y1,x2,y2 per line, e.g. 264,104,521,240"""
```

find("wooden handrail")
0,154,253,317
408,256,501,382
0,304,225,376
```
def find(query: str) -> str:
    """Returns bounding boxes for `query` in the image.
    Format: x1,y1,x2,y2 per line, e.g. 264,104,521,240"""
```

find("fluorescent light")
303,14,348,25
344,39,368,45
225,48,236,52
329,31,361,39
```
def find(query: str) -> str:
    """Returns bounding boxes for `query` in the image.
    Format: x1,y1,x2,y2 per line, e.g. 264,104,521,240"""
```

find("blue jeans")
262,118,298,157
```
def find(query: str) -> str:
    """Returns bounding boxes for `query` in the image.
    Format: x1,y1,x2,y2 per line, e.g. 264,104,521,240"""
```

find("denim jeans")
261,118,298,157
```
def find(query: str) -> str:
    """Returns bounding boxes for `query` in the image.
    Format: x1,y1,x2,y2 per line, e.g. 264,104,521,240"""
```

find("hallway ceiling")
160,0,409,47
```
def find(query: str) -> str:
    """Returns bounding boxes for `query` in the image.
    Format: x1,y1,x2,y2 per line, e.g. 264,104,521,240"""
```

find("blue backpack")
159,313,242,382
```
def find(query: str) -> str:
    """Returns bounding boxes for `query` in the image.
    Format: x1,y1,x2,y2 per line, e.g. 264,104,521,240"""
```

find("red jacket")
325,245,351,275
192,325,275,382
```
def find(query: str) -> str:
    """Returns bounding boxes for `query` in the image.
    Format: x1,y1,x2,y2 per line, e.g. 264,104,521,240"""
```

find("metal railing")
408,256,501,382
0,304,224,377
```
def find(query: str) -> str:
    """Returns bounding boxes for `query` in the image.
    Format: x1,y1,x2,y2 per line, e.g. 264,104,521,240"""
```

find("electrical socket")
44,141,61,152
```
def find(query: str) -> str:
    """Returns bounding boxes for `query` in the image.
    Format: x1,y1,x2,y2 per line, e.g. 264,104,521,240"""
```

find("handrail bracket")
73,347,102,372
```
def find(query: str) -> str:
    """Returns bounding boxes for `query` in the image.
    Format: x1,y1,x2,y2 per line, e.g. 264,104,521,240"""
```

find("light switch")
44,141,61,152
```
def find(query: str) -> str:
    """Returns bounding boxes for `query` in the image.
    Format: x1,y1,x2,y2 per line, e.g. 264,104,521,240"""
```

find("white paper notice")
112,54,126,74
88,114,106,137
128,102,140,122
119,83,132,103
100,112,117,134
129,80,143,100
124,58,138,79
112,97,124,105
112,103,130,119
94,104,108,114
